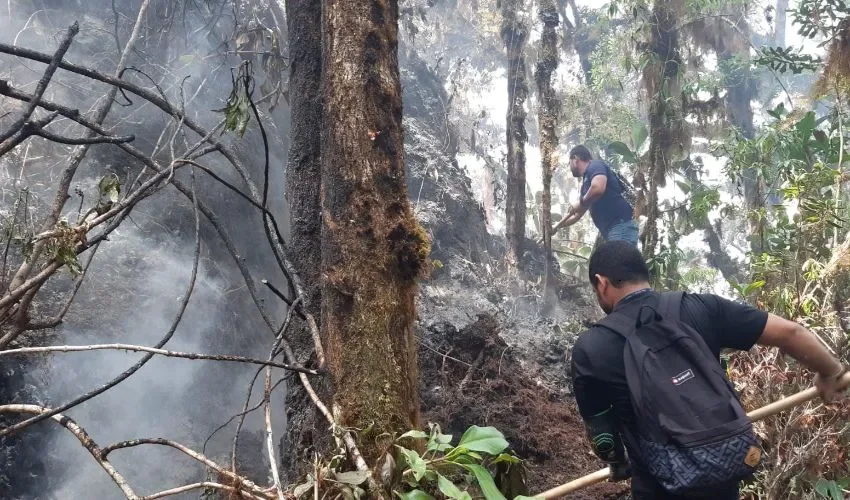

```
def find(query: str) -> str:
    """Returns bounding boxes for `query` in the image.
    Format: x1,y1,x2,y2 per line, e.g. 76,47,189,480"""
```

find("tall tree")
283,0,326,480
536,0,560,303
774,0,788,47
640,0,684,259
720,16,762,256
320,0,425,462
501,0,529,267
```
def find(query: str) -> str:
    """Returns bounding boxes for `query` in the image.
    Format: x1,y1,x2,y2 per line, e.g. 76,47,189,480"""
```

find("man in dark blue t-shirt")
552,145,638,246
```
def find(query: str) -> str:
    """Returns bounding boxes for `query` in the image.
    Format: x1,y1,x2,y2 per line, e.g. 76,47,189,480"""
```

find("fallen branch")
0,404,138,499
0,343,320,374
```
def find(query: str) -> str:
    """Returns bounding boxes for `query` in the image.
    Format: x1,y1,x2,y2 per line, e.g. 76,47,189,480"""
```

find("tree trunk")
321,0,424,463
681,166,743,284
282,0,326,482
536,0,559,305
557,0,593,85
720,18,763,258
774,0,788,47
501,0,529,267
641,0,683,259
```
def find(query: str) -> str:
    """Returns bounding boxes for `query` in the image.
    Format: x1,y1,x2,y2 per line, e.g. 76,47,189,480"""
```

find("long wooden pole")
536,372,850,499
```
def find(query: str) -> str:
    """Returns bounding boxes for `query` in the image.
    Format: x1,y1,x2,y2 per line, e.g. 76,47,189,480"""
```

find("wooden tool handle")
535,372,850,499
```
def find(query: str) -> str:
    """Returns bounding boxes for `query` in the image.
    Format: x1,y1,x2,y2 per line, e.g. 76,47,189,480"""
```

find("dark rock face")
400,49,493,264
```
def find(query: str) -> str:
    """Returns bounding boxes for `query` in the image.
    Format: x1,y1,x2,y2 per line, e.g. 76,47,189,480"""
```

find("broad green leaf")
815,479,832,498
397,490,435,500
513,496,543,500
465,464,507,500
457,426,509,455
334,471,371,485
397,446,428,482
607,141,638,164
675,181,691,194
400,430,428,440
795,111,816,139
631,122,648,151
437,473,473,500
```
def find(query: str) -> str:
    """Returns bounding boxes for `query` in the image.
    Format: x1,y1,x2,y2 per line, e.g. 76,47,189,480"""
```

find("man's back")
570,289,768,499
581,159,633,234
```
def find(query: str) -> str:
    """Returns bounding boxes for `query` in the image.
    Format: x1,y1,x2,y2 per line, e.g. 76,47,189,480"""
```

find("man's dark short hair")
569,145,593,162
588,240,650,287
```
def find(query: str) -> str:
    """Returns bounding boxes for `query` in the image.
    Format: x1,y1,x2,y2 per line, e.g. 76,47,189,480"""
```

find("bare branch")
264,366,285,500
0,343,321,374
4,0,152,313
0,404,138,499
0,153,200,438
0,41,323,361
100,438,273,500
232,297,301,473
0,110,60,157
29,126,134,145
0,22,78,144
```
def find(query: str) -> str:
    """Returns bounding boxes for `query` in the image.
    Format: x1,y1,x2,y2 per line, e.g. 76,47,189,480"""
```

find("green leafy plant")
394,424,538,500
814,478,849,500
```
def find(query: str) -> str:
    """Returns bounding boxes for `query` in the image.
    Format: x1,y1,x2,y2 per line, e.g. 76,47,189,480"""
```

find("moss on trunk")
501,0,529,267
321,0,424,463
535,0,559,305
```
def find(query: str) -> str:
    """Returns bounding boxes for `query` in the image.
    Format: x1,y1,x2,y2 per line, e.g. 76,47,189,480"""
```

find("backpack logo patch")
672,369,695,385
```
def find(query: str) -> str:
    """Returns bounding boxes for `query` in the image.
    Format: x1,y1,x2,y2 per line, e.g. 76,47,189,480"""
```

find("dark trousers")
631,474,739,500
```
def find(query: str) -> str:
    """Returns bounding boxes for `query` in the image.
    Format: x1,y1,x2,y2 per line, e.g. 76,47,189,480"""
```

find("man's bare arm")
757,314,846,401
581,175,607,208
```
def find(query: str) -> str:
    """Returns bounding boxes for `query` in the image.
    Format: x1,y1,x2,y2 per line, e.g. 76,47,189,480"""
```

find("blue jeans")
605,219,639,246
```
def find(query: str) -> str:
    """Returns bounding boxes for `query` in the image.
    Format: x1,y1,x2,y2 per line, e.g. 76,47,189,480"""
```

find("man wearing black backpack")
550,145,638,246
570,241,848,499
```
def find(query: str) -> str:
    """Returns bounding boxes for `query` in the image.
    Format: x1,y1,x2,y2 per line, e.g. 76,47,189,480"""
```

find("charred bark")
501,0,529,267
536,0,559,305
321,0,424,462
282,0,326,482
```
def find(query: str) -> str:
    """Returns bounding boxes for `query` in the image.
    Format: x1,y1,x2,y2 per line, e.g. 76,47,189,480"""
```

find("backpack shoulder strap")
595,311,636,338
659,291,685,323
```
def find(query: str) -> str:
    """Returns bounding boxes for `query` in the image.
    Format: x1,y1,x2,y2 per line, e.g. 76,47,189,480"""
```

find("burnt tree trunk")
282,0,327,482
501,0,529,267
321,0,424,462
536,0,559,304
641,0,683,259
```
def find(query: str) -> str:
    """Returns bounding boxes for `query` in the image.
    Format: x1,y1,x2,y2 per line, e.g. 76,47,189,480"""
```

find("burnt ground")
415,250,631,500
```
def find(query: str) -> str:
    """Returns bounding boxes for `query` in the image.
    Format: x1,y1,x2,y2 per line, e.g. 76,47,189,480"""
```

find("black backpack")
606,164,637,208
596,291,762,494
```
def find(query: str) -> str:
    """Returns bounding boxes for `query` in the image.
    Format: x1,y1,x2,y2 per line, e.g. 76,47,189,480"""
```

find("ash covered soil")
414,251,630,500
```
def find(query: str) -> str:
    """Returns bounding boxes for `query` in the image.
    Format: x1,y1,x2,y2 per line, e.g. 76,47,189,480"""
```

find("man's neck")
612,282,652,307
